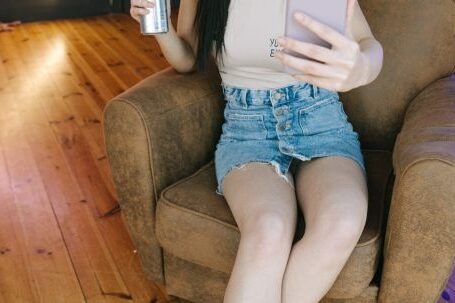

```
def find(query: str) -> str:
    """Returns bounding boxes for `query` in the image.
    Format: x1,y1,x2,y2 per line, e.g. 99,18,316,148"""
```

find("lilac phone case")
284,0,348,75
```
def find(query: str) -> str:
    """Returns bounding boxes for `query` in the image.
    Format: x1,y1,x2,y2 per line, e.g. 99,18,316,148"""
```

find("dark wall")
114,0,180,13
0,0,181,23
0,0,111,22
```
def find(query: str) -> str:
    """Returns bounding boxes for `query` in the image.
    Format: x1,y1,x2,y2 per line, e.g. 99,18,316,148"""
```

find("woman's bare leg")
221,162,297,303
281,156,368,303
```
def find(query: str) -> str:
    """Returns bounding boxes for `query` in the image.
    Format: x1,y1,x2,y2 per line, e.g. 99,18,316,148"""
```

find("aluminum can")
139,0,169,35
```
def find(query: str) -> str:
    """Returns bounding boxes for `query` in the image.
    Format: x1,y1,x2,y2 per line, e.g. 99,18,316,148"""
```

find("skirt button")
278,123,286,131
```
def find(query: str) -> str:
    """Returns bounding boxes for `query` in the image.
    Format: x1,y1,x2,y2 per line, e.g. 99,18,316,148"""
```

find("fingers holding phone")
277,0,367,92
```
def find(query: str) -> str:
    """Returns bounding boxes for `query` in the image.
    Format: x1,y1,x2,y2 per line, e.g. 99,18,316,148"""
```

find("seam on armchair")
112,98,160,212
395,150,455,177
104,98,167,283
159,195,241,232
413,157,455,171
157,201,240,273
159,160,241,232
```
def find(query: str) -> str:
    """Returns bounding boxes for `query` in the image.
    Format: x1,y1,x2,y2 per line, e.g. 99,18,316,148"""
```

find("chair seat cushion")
156,150,393,299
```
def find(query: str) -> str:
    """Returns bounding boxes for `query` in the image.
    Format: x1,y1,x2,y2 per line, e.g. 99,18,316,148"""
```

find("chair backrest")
340,0,455,151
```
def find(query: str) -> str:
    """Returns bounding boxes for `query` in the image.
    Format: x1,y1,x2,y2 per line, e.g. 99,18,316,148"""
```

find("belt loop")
240,90,248,109
311,84,320,99
268,91,274,105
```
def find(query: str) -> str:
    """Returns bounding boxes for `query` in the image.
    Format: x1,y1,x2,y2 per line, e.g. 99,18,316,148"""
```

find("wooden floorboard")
0,12,178,303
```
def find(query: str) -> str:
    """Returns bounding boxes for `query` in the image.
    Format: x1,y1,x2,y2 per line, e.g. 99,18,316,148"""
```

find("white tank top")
212,0,301,89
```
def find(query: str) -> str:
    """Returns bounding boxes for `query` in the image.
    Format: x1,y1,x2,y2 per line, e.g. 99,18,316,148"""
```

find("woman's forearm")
359,37,384,86
154,23,197,73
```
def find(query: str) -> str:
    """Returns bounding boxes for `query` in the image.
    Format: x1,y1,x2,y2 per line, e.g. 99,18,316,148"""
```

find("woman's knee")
328,214,366,251
304,208,367,256
241,211,296,253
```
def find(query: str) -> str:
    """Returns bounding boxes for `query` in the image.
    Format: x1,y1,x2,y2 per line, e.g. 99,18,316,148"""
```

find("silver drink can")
139,0,169,35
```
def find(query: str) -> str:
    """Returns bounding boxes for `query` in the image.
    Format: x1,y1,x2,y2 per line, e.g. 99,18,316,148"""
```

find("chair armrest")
379,74,455,302
102,64,224,284
392,74,455,177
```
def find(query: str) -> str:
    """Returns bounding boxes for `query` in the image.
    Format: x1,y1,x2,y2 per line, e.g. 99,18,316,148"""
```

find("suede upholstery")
102,1,455,302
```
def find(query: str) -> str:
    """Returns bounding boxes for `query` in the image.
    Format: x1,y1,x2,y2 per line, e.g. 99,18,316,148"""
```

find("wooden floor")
0,12,180,303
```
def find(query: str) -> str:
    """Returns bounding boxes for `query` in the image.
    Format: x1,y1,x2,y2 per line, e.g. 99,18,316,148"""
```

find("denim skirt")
214,81,366,196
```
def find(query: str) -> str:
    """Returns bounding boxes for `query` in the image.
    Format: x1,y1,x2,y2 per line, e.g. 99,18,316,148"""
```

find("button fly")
277,122,290,132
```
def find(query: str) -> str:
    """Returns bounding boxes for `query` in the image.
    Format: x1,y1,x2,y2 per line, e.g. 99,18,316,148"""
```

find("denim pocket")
221,111,268,141
298,97,348,135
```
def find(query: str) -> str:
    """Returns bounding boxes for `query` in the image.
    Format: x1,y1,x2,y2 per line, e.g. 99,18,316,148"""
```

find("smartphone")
283,0,348,75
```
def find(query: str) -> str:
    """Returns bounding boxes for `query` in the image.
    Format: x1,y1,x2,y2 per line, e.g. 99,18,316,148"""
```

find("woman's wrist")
153,23,196,73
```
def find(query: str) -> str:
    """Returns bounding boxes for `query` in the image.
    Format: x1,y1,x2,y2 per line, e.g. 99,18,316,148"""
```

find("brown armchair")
102,1,455,302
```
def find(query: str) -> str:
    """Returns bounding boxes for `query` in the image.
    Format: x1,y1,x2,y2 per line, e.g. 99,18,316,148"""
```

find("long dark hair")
193,0,231,72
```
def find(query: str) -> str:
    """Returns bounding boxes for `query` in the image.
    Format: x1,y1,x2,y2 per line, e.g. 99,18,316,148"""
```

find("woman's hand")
275,0,368,92
130,0,171,23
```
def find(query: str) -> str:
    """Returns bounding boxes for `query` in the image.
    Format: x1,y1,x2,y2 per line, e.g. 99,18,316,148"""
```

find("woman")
131,1,383,302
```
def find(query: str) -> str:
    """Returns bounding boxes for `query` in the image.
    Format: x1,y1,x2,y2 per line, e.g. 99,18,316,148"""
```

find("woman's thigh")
294,155,368,238
222,162,298,239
